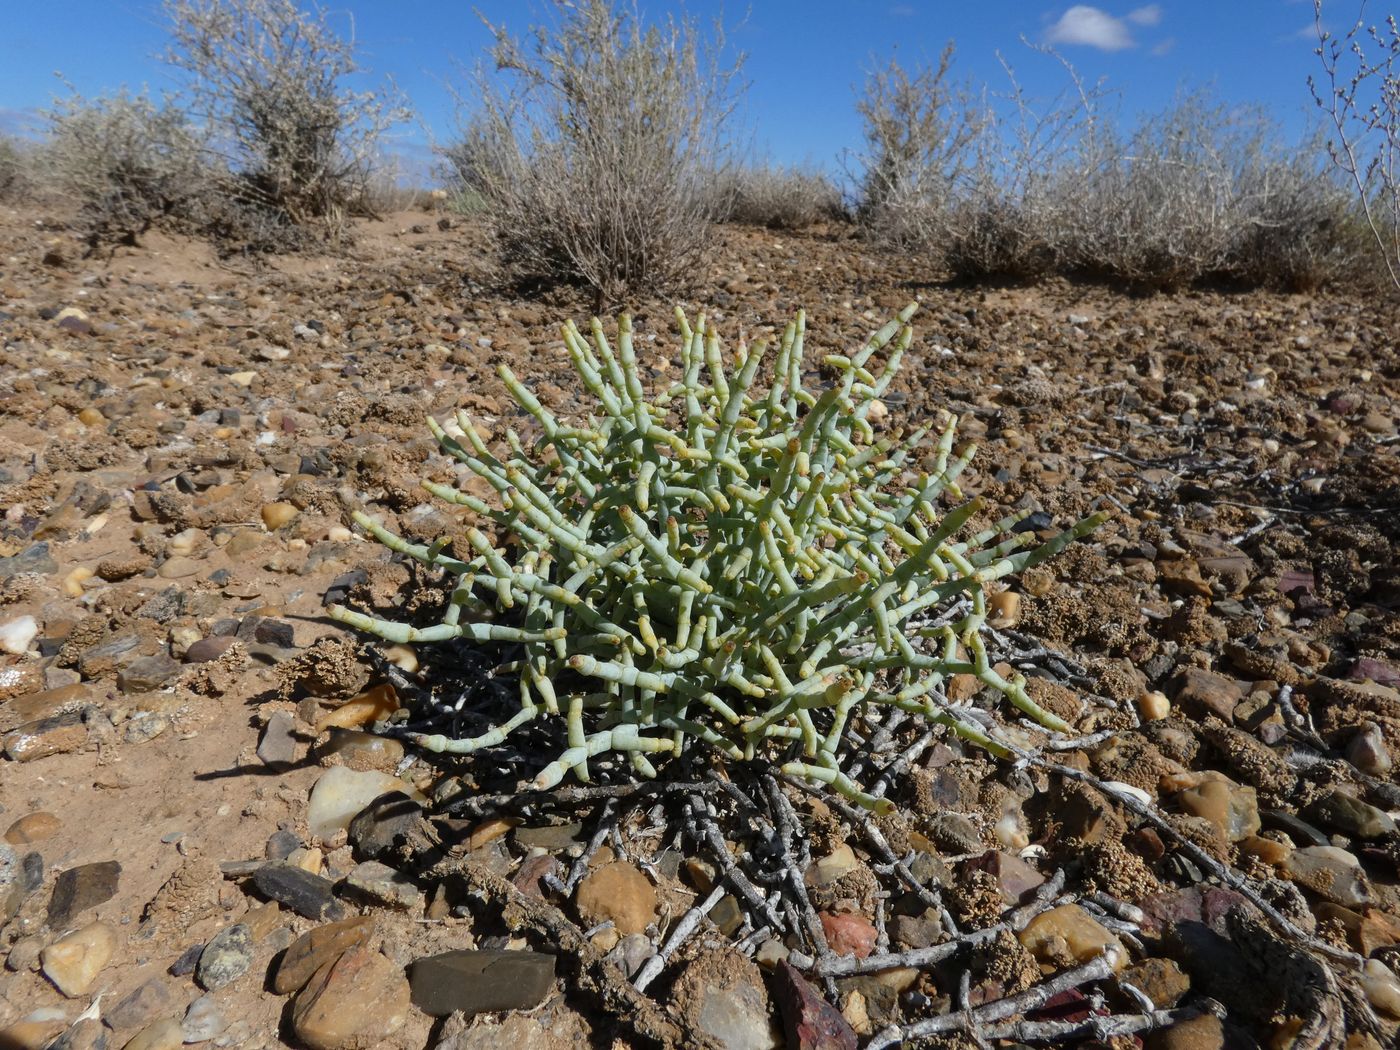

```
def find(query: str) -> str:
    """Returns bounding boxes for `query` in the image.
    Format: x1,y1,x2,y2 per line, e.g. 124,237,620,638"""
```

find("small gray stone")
344,860,424,910
197,923,253,990
408,949,555,1017
183,994,228,1043
347,792,422,859
0,543,58,578
105,976,179,1031
266,829,301,861
256,711,297,767
251,862,347,921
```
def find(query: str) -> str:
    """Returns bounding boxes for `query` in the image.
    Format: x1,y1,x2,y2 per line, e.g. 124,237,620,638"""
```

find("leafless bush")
713,164,845,229
445,0,743,303
1311,1,1400,289
1228,150,1372,292
1061,93,1248,289
44,90,212,252
851,45,982,248
0,137,35,201
163,0,410,242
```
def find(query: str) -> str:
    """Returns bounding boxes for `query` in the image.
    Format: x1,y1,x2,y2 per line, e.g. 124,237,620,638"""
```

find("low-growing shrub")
717,164,845,229
45,90,211,253
331,306,1103,809
0,137,34,201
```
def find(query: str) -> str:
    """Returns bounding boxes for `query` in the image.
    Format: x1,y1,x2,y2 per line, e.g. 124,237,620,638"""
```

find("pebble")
0,543,58,578
806,845,860,888
184,635,237,664
1018,904,1125,971
318,728,405,771
116,654,181,693
773,960,859,1050
407,949,556,1017
261,502,299,530
0,615,38,655
196,923,253,990
105,977,179,1031
5,811,62,845
62,567,93,596
344,860,424,910
41,920,117,996
1144,1013,1225,1050
576,861,657,935
273,917,374,995
1283,846,1371,907
1307,790,1396,839
181,995,227,1043
819,912,878,959
155,556,200,579
120,1017,183,1050
251,862,347,921
1177,778,1260,842
314,683,399,732
256,710,298,767
306,766,425,840
48,860,121,928
347,791,423,858
3,712,88,763
1137,690,1171,721
1361,959,1400,1018
1346,723,1393,777
291,944,410,1050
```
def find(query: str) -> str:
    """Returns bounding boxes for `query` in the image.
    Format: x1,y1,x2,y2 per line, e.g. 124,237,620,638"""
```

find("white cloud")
1150,37,1176,56
1128,4,1163,26
1045,6,1136,51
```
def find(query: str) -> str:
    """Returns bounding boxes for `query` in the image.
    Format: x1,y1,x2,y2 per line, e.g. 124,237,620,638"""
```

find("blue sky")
0,2,1339,179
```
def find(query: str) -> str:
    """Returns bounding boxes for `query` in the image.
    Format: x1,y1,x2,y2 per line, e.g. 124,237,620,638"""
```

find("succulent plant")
330,305,1104,812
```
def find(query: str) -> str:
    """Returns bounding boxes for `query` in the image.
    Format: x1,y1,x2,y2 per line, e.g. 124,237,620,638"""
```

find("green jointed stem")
330,306,1104,811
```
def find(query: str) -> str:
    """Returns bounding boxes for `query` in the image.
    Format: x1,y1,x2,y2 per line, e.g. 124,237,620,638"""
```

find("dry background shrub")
853,43,1372,291
0,137,35,201
444,0,743,304
44,90,213,253
713,164,845,230
163,0,410,244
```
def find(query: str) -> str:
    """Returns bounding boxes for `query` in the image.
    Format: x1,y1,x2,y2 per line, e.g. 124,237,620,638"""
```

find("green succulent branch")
330,305,1105,813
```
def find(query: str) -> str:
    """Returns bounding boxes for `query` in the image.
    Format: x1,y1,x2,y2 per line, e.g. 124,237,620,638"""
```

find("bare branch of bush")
1311,0,1400,289
444,0,744,304
714,164,845,229
44,89,212,254
163,0,410,242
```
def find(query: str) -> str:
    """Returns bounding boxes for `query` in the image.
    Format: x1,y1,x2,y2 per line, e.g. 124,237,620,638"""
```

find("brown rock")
291,943,410,1050
4,811,62,844
1145,1013,1224,1050
1018,904,1125,971
3,711,87,762
1173,668,1244,722
576,861,656,935
773,960,858,1050
1119,957,1189,1008
275,917,376,994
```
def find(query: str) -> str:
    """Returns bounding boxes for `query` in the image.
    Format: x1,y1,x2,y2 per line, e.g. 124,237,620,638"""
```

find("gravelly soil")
1,200,1399,1050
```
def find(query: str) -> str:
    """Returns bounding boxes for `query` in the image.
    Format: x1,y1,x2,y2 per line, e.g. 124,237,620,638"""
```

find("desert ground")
1,199,1399,1050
